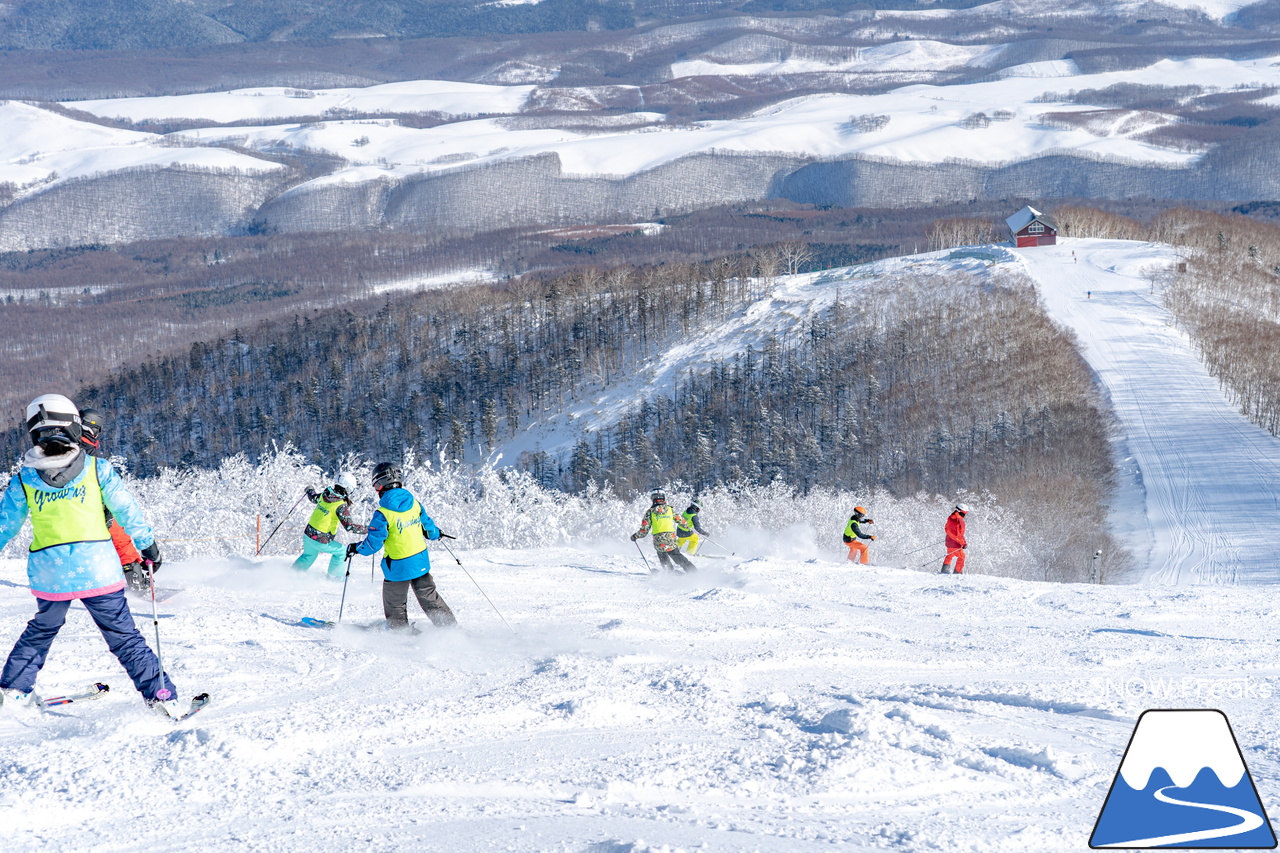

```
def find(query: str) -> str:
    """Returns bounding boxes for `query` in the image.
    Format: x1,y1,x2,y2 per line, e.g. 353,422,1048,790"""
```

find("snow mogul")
0,394,185,717
346,462,456,631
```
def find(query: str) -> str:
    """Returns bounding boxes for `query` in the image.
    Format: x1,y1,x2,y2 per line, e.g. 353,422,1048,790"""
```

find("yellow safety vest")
677,511,695,534
649,505,677,535
22,462,111,552
307,497,345,536
380,500,428,560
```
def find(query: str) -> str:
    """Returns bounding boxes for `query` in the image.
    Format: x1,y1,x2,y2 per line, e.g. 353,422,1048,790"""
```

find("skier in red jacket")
941,503,970,575
79,408,149,594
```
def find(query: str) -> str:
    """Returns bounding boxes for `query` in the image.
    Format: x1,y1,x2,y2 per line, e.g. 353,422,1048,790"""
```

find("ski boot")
0,687,35,709
939,564,953,574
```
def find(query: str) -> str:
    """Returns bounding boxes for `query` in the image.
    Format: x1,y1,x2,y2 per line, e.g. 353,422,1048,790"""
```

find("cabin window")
1028,222,1045,235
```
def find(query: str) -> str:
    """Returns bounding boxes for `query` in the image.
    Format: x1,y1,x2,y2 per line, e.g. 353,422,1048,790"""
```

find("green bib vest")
677,511,695,534
22,462,111,552
844,518,860,539
649,505,677,535
307,497,345,536
381,500,428,560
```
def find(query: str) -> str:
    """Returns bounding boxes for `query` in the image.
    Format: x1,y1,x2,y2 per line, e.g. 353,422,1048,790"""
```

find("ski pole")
438,537,515,634
338,554,353,623
634,539,655,573
703,536,735,556
256,493,307,556
900,541,945,559
146,559,171,702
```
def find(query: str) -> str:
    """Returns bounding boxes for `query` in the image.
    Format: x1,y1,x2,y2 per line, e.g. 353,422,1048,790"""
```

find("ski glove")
141,542,162,570
345,543,361,560
869,535,876,541
630,533,642,541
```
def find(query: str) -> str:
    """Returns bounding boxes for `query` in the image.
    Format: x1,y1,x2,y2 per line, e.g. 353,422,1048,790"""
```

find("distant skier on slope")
842,506,875,565
676,499,710,556
0,394,186,717
632,490,697,573
940,503,969,575
293,473,366,580
77,407,150,595
346,463,456,631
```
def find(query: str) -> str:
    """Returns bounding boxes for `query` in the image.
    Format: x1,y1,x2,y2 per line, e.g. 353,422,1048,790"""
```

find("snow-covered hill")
1016,239,1280,585
5,236,1280,849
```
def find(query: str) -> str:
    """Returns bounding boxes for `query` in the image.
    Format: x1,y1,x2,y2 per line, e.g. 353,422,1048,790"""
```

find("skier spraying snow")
631,491,697,573
78,407,150,595
940,504,970,575
345,462,457,631
676,499,709,556
293,473,366,580
842,506,875,565
0,394,186,717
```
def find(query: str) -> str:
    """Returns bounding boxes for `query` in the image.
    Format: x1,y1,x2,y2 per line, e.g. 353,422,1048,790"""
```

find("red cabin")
1006,205,1058,248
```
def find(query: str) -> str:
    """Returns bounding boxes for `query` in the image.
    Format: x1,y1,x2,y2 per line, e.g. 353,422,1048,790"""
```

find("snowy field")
5,546,1280,852
7,52,1270,203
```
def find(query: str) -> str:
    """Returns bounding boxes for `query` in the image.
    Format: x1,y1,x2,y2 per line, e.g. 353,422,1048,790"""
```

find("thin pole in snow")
147,559,170,702
439,537,515,635
338,554,353,623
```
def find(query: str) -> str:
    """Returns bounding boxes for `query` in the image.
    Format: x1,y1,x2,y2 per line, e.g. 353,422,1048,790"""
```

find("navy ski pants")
1,590,175,700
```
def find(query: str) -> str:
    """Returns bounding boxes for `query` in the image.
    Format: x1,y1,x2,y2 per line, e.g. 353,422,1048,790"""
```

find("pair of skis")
25,682,210,722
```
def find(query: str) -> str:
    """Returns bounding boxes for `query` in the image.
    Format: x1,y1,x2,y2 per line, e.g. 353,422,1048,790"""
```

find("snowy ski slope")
4,240,1280,850
1016,239,1280,585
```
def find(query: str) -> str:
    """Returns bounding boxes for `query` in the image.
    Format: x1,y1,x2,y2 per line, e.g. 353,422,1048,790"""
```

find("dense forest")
51,244,1126,581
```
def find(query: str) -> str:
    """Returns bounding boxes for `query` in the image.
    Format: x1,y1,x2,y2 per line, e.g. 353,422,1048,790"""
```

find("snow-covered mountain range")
3,0,1280,249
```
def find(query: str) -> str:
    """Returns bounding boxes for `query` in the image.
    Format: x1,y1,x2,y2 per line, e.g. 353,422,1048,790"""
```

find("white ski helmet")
334,472,357,496
955,503,971,514
25,394,81,445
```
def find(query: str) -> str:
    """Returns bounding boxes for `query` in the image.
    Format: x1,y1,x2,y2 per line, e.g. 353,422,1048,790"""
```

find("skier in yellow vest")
346,463,456,630
842,506,875,565
676,499,709,555
0,395,185,716
631,490,696,573
292,473,366,579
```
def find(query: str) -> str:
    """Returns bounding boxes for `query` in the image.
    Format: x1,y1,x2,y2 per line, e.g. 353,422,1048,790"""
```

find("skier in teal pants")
292,473,366,579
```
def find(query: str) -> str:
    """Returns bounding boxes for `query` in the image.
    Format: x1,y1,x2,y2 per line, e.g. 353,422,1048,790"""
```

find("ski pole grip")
440,533,456,540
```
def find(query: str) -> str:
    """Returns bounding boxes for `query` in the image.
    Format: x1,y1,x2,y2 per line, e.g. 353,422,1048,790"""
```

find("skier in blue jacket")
0,394,184,717
346,462,456,630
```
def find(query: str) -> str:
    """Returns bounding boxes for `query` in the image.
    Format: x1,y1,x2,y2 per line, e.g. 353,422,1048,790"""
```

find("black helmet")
372,462,403,492
688,501,700,513
79,407,104,450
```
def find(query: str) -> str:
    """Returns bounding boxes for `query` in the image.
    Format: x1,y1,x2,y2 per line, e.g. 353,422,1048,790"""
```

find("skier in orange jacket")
941,503,969,575
79,408,150,594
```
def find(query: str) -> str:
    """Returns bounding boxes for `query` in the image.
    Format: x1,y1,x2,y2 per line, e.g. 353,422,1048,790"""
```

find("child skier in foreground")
0,395,186,717
346,463,457,631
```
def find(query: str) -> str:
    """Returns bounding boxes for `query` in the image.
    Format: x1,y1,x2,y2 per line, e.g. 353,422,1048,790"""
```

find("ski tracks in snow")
1016,240,1280,584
